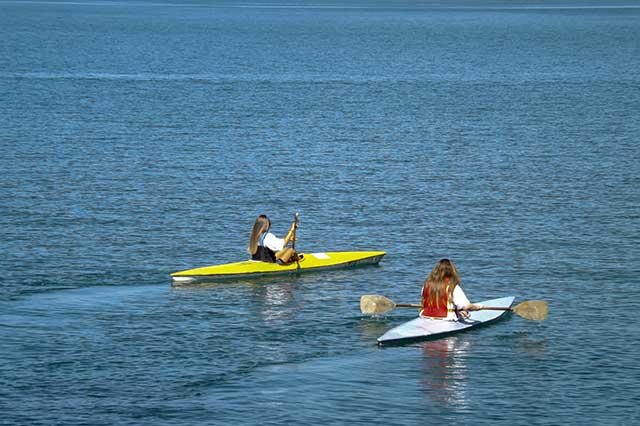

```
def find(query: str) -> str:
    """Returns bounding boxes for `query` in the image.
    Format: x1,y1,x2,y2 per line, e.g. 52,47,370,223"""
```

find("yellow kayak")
170,251,386,285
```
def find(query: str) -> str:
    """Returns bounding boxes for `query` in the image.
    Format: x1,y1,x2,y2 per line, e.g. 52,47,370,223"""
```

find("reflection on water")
171,275,300,323
420,337,471,408
170,274,301,290
251,281,296,323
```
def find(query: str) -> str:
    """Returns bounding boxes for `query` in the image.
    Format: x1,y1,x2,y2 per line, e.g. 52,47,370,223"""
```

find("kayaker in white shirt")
247,214,298,264
420,258,484,320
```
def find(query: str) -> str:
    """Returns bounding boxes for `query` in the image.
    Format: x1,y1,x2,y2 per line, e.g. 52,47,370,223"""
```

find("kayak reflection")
249,280,297,323
420,337,471,408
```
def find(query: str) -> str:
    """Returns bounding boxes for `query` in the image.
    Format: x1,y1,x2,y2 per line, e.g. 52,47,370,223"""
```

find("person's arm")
263,232,284,252
452,286,484,317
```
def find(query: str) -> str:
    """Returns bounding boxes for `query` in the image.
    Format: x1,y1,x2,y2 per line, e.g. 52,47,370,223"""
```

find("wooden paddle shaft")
393,304,512,311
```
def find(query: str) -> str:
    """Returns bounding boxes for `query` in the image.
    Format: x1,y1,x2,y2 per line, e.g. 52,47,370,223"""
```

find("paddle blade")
360,295,396,315
512,300,548,321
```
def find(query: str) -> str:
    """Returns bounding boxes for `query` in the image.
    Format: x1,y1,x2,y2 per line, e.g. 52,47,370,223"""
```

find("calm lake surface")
1,1,639,424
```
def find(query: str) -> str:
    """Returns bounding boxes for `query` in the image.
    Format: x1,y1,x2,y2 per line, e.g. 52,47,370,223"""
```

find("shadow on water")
500,330,548,360
356,316,397,344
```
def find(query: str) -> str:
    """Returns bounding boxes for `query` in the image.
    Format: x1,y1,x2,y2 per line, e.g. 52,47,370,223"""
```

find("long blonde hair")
423,259,461,309
248,215,271,255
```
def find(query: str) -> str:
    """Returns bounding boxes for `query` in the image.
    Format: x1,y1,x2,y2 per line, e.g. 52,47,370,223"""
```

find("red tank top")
421,281,450,318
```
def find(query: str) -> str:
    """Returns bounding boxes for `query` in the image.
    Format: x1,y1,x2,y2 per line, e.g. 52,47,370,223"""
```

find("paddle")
359,295,421,315
276,212,300,267
290,212,300,270
360,295,548,321
282,212,299,247
477,301,549,321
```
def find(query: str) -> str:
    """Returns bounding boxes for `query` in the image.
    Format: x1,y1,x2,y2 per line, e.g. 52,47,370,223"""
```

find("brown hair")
247,215,271,255
423,259,461,309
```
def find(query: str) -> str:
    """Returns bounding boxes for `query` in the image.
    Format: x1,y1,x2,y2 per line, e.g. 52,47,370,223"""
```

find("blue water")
1,1,639,424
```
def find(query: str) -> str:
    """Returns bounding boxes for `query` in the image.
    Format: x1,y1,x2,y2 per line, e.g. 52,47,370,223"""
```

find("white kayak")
377,296,515,346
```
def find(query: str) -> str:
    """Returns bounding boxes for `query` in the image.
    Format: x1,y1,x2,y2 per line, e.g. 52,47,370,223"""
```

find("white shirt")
261,232,284,252
445,285,472,320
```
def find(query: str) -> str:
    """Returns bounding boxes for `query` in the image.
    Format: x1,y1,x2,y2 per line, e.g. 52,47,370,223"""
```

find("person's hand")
458,310,470,319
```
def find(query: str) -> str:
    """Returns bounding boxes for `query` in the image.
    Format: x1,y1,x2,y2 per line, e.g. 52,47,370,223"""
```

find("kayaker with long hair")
247,214,298,264
421,258,484,320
